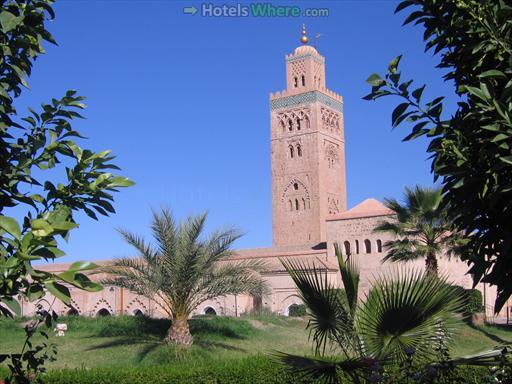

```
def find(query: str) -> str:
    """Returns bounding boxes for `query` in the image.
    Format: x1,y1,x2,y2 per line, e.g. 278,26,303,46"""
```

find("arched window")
293,183,299,191
364,239,372,254
301,75,306,86
288,200,292,211
304,115,310,129
343,241,351,256
302,198,306,210
376,239,383,253
97,308,111,317
288,119,293,131
297,144,302,157
289,145,294,158
296,118,301,130
133,309,144,316
204,306,217,316
295,199,299,211
355,240,360,254
294,77,298,87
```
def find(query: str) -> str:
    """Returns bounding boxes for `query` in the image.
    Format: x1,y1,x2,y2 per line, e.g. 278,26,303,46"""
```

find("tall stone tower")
270,26,347,247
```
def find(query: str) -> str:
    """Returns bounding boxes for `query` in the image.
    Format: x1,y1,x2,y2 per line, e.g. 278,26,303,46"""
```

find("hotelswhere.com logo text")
183,3,330,17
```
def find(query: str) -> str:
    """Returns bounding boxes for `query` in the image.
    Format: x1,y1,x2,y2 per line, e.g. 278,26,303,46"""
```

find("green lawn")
1,314,511,370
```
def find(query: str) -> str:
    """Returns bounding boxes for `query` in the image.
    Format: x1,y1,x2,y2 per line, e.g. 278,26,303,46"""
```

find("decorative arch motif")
325,143,339,169
67,299,81,315
328,197,340,215
276,108,311,133
92,299,114,316
126,297,148,315
321,107,341,133
281,179,311,212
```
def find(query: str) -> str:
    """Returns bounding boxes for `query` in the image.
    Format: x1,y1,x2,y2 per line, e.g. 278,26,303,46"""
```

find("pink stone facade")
27,37,510,322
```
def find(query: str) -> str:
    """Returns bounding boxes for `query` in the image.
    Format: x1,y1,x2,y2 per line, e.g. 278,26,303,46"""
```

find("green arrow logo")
183,6,197,15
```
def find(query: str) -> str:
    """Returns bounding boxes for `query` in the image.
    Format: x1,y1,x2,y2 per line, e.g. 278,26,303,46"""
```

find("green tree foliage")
364,0,512,312
103,208,269,346
375,186,466,276
0,0,133,381
280,244,509,383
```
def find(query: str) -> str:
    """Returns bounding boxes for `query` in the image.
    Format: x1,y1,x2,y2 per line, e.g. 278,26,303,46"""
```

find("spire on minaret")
300,24,309,45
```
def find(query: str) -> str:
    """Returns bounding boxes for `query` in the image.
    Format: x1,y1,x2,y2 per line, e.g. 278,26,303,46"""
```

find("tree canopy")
364,0,512,311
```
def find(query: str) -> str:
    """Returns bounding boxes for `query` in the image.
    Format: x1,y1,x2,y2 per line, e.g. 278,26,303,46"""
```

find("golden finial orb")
300,24,309,44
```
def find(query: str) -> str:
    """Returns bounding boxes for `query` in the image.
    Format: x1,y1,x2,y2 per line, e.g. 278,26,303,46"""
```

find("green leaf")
492,133,509,143
388,55,402,74
412,85,426,101
464,86,490,102
1,297,21,316
479,70,506,79
0,11,24,33
68,261,99,272
52,221,78,231
30,219,54,237
0,216,21,239
500,156,512,165
108,176,135,188
45,281,71,304
392,102,410,127
27,285,45,302
366,74,386,87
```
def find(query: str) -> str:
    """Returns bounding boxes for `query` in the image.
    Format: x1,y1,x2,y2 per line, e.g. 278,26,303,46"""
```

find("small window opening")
343,241,351,256
301,75,305,86
364,239,372,254
376,239,383,253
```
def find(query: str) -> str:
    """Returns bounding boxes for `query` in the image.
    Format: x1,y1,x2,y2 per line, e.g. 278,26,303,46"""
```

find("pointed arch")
297,144,302,157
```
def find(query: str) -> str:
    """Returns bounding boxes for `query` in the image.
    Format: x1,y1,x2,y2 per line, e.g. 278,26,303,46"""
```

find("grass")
0,314,311,370
1,314,512,371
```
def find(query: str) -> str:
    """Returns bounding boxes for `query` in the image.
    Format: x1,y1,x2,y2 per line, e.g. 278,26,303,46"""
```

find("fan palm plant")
103,208,268,346
375,185,466,276
279,243,465,383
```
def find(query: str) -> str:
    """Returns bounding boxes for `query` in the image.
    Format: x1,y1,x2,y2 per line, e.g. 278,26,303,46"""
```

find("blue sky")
19,0,457,262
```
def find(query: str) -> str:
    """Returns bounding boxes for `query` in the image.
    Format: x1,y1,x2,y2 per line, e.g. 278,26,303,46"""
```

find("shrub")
38,358,503,384
42,356,315,384
288,304,306,317
465,289,484,315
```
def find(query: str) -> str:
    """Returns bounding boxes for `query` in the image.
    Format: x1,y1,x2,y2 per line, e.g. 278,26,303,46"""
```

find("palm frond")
189,259,270,312
356,269,464,363
116,229,157,261
381,238,423,263
334,242,359,317
447,348,510,367
276,352,369,384
281,257,353,356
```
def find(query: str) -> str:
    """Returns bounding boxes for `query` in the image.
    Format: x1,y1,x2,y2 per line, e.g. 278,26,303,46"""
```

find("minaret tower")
270,26,347,247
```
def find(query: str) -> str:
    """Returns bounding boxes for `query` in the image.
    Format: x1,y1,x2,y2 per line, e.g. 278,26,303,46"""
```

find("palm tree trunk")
425,252,438,276
164,318,193,346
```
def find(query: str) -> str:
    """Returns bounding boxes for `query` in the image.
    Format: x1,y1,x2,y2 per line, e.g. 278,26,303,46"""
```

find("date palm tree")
279,243,465,383
103,208,268,346
375,185,465,276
